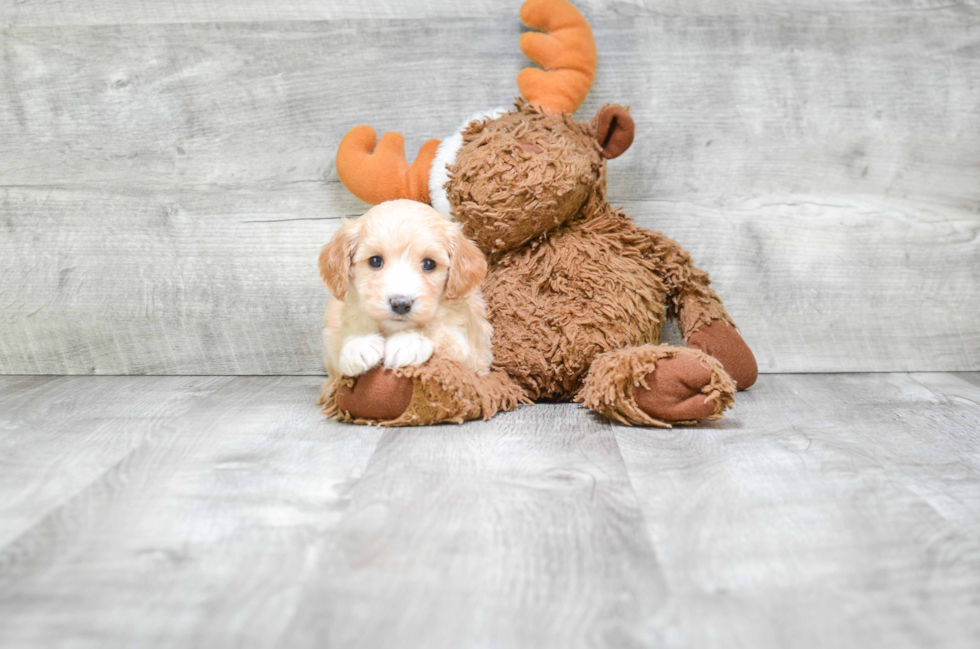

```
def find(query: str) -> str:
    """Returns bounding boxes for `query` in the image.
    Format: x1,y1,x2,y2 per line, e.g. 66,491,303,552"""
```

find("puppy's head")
319,199,486,326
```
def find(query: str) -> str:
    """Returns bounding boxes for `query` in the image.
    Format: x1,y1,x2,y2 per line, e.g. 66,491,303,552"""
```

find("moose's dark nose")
389,296,413,315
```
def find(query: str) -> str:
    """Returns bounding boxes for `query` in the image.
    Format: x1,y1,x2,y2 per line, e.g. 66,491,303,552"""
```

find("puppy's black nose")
389,296,413,315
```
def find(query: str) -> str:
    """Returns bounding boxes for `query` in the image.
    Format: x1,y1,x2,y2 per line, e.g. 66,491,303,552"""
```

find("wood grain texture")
1,1,978,374
615,372,980,649
281,404,669,649
0,375,229,548
1,373,979,647
0,0,551,26
0,375,384,648
2,0,974,26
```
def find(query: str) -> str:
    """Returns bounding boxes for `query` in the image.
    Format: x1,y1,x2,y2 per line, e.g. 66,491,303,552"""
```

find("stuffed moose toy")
318,0,758,427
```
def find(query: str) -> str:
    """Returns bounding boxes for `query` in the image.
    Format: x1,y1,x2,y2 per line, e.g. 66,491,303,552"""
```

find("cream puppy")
319,199,492,378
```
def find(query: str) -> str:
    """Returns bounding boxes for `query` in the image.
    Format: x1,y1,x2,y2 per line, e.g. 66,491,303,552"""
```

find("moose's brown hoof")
688,320,758,390
336,367,414,421
633,354,722,423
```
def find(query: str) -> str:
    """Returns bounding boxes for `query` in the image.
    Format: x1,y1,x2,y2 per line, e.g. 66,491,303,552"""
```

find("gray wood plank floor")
2,373,978,648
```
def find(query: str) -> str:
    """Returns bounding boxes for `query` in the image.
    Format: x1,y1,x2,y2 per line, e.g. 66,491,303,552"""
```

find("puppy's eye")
368,256,384,269
421,258,436,272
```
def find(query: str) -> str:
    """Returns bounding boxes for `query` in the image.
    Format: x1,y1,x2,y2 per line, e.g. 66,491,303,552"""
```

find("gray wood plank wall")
2,1,978,375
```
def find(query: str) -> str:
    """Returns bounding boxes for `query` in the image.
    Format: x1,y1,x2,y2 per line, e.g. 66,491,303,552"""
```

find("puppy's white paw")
384,332,434,369
338,334,385,376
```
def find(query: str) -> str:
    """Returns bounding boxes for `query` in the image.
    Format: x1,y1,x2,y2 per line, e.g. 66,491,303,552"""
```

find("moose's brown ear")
592,104,634,159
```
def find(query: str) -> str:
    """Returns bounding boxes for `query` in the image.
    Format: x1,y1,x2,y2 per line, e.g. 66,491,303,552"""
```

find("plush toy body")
319,0,757,427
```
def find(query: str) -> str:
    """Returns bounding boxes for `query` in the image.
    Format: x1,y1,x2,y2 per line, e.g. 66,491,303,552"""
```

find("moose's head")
335,0,634,257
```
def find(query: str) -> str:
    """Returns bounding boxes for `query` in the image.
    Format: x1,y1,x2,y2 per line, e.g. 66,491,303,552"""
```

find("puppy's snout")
389,296,414,315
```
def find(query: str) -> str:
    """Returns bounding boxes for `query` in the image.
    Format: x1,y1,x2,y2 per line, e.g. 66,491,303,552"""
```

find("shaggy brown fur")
452,103,741,404
578,345,735,427
448,105,603,259
328,101,755,427
317,358,528,426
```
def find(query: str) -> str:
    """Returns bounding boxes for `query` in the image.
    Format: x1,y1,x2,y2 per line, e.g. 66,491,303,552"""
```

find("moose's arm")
639,228,759,389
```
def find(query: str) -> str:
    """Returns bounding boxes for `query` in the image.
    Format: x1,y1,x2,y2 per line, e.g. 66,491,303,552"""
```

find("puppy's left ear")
318,220,358,300
445,225,487,300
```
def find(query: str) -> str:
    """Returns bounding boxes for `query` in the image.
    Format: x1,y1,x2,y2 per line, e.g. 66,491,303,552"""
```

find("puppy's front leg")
384,331,434,369
338,334,385,376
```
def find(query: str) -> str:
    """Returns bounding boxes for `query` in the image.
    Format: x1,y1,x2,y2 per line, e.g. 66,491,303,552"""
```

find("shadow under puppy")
319,200,492,394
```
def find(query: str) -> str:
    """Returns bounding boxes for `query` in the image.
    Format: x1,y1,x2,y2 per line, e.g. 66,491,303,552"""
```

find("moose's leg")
316,357,527,426
576,345,736,427
632,227,758,390
666,289,757,391
686,318,758,390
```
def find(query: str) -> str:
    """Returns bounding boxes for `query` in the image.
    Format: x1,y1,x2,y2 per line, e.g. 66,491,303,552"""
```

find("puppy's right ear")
318,221,358,300
445,224,487,300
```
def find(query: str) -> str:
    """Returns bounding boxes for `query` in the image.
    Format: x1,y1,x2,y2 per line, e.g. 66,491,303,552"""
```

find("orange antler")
518,0,597,115
335,126,441,205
